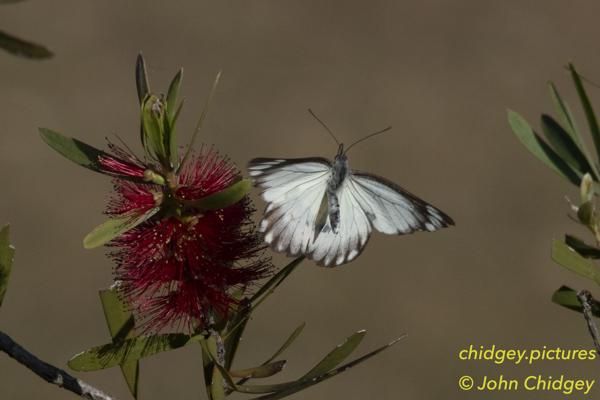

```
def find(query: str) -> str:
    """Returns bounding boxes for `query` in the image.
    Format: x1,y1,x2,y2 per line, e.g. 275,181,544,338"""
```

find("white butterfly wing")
348,171,454,235
308,179,372,267
248,158,331,257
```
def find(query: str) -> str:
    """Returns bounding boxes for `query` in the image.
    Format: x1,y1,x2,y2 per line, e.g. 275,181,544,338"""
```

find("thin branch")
0,330,116,400
577,290,600,355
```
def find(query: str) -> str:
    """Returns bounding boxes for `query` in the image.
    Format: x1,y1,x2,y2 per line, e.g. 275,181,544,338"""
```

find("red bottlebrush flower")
107,146,272,333
97,140,147,179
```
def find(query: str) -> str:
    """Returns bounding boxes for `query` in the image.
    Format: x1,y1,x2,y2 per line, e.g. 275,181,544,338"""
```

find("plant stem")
0,330,116,400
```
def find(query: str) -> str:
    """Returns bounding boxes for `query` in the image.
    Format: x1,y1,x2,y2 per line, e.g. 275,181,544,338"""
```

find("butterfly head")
335,143,346,160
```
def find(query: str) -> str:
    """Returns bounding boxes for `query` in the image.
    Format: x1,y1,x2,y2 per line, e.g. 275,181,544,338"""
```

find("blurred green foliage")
508,63,600,317
0,1,52,59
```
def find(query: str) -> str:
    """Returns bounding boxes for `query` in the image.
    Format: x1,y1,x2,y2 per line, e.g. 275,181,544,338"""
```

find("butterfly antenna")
344,126,392,154
308,108,340,146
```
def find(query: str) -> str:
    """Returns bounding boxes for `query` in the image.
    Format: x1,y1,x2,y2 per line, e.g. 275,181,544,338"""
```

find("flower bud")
581,173,594,204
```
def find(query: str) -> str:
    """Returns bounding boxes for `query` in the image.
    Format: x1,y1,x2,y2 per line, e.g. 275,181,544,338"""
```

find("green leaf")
68,333,201,371
166,69,183,123
548,82,583,147
0,30,52,59
230,360,287,379
0,225,15,308
508,110,580,185
83,207,159,249
234,322,306,386
178,70,221,173
565,235,600,259
250,257,305,306
301,330,366,380
223,300,251,370
0,1,27,4
541,114,595,177
226,331,367,394
165,69,183,169
247,336,406,400
264,322,305,365
141,95,167,163
569,63,600,161
551,240,600,284
99,289,139,398
183,179,251,211
551,286,600,317
135,54,150,104
40,128,109,171
223,258,305,370
168,100,184,169
39,128,147,183
222,334,406,396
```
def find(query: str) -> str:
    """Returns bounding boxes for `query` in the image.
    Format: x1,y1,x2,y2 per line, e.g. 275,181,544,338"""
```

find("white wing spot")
265,232,274,243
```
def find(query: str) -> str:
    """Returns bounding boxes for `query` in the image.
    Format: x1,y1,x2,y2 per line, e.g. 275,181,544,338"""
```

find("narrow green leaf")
0,30,52,59
565,235,600,259
40,128,147,183
548,82,583,147
508,110,580,185
223,335,406,396
168,100,184,169
135,54,150,104
223,301,251,370
99,289,139,398
247,336,406,400
0,225,15,308
301,330,366,380
541,114,595,177
40,128,109,171
551,286,600,317
230,360,286,379
83,207,159,249
68,333,201,371
223,258,305,369
166,69,183,122
233,323,305,387
250,257,305,306
184,179,251,211
141,95,167,163
551,240,600,284
178,70,221,172
569,63,600,160
264,322,305,365
222,331,367,394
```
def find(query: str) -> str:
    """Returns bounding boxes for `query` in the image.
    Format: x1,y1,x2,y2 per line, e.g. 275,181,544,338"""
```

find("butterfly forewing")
348,171,454,234
248,158,331,257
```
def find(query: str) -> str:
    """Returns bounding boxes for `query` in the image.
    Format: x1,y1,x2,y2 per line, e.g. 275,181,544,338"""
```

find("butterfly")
248,110,454,267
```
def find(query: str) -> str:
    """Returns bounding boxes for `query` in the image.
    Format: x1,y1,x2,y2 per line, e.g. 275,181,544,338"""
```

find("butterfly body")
248,149,453,267
324,144,350,234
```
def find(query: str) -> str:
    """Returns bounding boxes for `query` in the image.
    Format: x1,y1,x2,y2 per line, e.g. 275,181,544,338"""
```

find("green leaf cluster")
509,63,600,323
508,64,600,189
39,54,249,250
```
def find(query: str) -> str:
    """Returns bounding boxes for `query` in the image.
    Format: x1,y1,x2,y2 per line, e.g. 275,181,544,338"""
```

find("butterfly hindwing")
308,178,372,267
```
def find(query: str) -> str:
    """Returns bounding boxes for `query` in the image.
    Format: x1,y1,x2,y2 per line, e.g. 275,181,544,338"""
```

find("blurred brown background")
2,1,600,399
